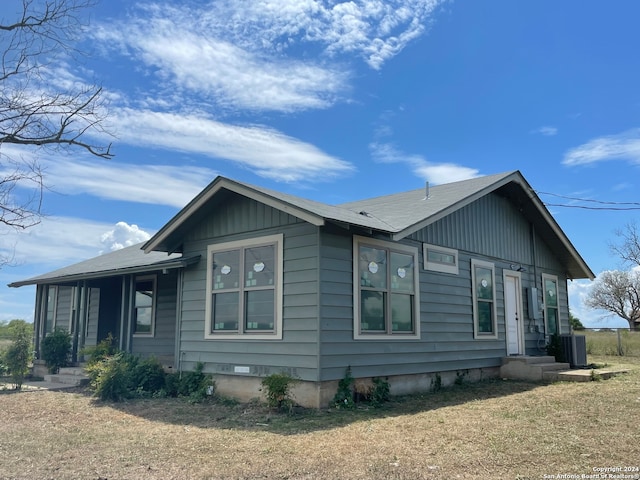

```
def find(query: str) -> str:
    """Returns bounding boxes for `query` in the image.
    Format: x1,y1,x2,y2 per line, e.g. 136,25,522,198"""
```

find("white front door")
504,272,523,355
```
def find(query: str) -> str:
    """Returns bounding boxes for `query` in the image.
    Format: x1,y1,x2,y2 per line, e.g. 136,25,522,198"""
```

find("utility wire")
536,191,640,211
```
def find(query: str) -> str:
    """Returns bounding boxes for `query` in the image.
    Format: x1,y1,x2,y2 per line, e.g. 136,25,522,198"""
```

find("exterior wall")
131,270,179,366
54,286,74,331
178,192,322,389
318,191,572,385
84,287,100,348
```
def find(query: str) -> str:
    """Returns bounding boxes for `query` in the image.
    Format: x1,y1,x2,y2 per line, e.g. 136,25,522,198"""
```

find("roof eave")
8,255,200,288
144,177,325,253
392,171,594,280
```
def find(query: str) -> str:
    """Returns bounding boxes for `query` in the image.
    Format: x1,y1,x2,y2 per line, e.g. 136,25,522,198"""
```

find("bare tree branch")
585,270,640,330
610,222,640,268
0,0,110,266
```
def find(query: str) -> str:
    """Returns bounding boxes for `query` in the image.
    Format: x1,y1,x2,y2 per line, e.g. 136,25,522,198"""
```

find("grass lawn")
1,355,639,480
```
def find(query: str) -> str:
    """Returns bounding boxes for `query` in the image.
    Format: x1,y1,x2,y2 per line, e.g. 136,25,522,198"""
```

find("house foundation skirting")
213,367,501,409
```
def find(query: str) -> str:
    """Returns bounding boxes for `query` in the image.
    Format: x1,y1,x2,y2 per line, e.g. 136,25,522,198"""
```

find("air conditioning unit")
560,334,588,368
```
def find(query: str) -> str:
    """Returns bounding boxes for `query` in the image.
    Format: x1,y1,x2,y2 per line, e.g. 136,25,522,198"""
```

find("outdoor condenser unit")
560,334,588,368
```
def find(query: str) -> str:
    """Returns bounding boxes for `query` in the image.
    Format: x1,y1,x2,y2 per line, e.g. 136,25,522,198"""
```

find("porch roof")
8,243,199,287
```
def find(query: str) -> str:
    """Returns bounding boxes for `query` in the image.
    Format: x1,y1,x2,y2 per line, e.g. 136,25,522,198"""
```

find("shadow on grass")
57,377,549,436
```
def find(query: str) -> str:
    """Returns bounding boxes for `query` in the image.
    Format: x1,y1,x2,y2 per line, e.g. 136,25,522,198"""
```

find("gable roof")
144,171,594,280
9,243,199,288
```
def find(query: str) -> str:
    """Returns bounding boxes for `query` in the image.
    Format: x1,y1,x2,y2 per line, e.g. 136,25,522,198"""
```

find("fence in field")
575,328,640,357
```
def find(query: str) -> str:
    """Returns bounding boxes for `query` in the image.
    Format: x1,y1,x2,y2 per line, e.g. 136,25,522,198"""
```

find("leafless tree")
610,222,640,268
0,0,111,239
585,270,640,330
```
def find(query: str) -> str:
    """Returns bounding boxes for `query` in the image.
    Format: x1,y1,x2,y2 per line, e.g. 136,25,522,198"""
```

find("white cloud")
204,0,443,70
0,217,149,267
42,156,214,208
563,129,640,166
93,1,444,112
112,109,354,182
531,126,558,136
100,222,151,252
370,142,480,184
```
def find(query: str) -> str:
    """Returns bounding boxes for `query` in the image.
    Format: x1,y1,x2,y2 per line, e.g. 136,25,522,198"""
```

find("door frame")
503,270,524,355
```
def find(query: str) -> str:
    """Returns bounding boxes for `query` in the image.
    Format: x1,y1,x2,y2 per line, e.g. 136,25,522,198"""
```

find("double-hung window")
353,236,420,340
205,234,283,340
471,259,497,339
542,274,559,336
133,276,155,336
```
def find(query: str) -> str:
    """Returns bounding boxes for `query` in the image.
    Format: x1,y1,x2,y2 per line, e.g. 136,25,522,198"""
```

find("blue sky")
1,0,639,327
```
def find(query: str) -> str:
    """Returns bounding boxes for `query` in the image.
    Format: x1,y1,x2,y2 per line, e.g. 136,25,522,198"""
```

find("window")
424,244,459,275
134,276,155,336
471,259,497,339
353,236,420,340
205,234,283,340
542,274,560,336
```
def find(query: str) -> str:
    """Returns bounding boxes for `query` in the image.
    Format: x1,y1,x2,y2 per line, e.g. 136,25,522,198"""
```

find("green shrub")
332,366,355,409
164,363,214,403
2,321,34,390
369,377,390,408
80,333,118,365
261,372,298,412
86,351,138,402
132,357,166,393
41,328,72,374
546,334,565,362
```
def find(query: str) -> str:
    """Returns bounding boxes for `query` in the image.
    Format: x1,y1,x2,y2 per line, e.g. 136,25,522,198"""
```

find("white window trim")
353,236,421,340
133,275,156,337
542,273,560,336
471,259,498,340
423,243,459,275
205,234,283,340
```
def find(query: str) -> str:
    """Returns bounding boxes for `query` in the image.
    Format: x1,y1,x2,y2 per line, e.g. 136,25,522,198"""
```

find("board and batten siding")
131,270,179,362
318,192,571,381
178,193,322,381
412,191,571,346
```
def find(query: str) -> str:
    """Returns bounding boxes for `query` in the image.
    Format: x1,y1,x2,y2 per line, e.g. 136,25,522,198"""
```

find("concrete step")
44,367,90,386
544,368,630,382
501,355,557,365
500,356,571,381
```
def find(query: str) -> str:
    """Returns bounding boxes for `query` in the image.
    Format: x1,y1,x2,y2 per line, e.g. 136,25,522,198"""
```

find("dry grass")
1,356,639,480
583,329,640,356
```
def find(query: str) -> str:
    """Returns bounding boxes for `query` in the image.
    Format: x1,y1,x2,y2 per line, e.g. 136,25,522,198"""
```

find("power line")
536,191,640,211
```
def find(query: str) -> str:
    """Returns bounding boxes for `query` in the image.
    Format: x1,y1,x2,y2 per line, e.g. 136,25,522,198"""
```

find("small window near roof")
424,244,459,275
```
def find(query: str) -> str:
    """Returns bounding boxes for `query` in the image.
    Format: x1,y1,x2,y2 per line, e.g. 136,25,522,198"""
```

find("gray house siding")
54,286,73,331
131,270,179,363
318,192,570,381
178,194,322,381
84,287,100,348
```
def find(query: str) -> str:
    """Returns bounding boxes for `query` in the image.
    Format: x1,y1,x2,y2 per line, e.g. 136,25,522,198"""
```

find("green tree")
2,320,33,389
569,311,585,331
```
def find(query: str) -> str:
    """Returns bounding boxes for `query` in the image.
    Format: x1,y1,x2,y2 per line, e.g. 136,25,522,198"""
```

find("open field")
582,329,640,356
0,355,638,480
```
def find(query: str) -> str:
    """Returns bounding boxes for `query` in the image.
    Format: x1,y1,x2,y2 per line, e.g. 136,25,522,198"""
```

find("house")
9,170,594,407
